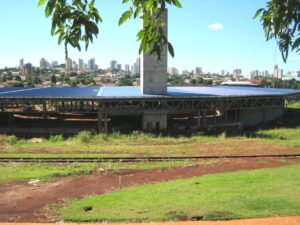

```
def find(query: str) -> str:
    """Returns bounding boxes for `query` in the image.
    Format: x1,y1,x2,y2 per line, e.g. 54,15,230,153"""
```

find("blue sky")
0,0,300,75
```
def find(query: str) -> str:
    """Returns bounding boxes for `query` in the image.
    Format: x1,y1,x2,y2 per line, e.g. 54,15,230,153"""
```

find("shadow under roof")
0,86,299,99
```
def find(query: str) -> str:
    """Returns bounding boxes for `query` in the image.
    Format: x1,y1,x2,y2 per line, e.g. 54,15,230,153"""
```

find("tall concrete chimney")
140,10,168,95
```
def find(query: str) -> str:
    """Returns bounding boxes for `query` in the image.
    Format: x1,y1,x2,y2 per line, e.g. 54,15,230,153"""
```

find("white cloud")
208,23,224,31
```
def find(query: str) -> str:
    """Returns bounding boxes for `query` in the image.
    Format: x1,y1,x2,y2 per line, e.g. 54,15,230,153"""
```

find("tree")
255,0,300,62
51,75,57,84
38,0,181,61
15,75,22,81
38,1,300,64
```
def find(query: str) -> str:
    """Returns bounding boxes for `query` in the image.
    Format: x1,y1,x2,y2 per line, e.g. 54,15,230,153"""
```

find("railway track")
0,154,300,163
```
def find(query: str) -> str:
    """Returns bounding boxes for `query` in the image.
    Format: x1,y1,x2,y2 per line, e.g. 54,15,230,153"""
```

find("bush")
49,134,64,143
4,135,18,145
109,131,127,140
76,131,93,143
95,133,108,141
218,131,226,139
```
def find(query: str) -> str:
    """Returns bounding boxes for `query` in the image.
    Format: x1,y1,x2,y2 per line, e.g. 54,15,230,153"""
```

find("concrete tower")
140,10,168,95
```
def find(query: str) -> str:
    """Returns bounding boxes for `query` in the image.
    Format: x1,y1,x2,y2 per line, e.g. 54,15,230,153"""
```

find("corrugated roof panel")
0,86,299,98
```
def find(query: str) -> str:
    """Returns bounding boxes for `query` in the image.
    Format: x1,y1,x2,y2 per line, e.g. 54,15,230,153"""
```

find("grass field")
0,163,95,185
58,164,300,222
288,102,300,109
0,127,300,158
0,159,210,185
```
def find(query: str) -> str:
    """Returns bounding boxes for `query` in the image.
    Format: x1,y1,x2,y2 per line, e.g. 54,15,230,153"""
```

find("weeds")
76,131,93,143
49,134,64,143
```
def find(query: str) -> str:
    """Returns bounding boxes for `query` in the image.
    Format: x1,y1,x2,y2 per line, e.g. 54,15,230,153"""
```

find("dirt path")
1,216,300,225
0,158,300,223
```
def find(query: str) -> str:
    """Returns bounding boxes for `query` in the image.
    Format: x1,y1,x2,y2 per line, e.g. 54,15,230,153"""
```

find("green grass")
59,164,300,222
287,102,300,109
0,163,96,185
0,127,300,158
0,160,211,185
254,128,300,147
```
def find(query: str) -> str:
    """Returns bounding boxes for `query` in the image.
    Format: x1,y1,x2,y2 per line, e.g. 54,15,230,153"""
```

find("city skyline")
1,1,300,74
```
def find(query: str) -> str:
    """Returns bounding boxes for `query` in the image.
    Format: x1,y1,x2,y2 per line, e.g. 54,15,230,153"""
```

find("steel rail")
0,154,300,163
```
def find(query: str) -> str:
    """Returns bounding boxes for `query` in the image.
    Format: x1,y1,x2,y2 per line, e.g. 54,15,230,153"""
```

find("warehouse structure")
0,85,299,135
0,10,299,135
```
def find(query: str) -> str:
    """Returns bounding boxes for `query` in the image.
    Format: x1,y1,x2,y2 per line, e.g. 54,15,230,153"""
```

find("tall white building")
110,60,117,71
117,64,122,71
233,68,242,80
273,64,283,79
167,67,179,75
125,64,130,73
51,61,58,68
40,58,50,69
194,67,202,75
88,58,96,71
72,61,78,70
250,70,260,80
78,58,84,71
19,58,24,70
132,58,140,75
66,58,73,71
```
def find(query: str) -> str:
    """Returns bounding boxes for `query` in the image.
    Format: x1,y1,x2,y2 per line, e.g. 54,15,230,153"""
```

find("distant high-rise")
66,58,73,71
221,70,225,76
19,58,24,70
273,64,282,79
125,64,130,73
194,67,202,75
182,70,190,75
260,70,270,78
78,58,84,71
250,70,260,80
110,60,117,71
133,57,140,75
40,58,50,69
22,63,32,76
117,64,121,71
233,68,242,79
72,61,78,70
297,71,300,81
88,58,96,71
51,61,58,68
167,67,179,75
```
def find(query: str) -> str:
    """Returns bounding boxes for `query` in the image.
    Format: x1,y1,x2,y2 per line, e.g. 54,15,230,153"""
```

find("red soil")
0,158,299,223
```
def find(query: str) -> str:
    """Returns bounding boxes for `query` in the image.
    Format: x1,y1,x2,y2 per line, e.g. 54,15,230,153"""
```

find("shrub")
109,131,127,140
218,131,226,139
49,134,64,143
76,131,93,143
96,133,108,141
4,135,18,145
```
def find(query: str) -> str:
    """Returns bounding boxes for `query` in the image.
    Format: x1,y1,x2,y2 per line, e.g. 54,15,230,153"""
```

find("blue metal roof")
0,86,299,98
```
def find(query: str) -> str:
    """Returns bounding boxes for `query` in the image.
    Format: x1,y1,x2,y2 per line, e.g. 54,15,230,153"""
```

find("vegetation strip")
1,154,300,163
58,164,300,222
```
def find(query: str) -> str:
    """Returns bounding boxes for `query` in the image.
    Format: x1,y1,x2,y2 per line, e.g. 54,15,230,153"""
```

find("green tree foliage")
38,0,101,60
260,78,300,89
15,75,22,81
38,1,299,64
51,75,57,84
11,82,24,87
168,74,185,85
1,75,7,83
117,74,134,86
38,0,182,60
255,0,300,62
26,75,42,86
